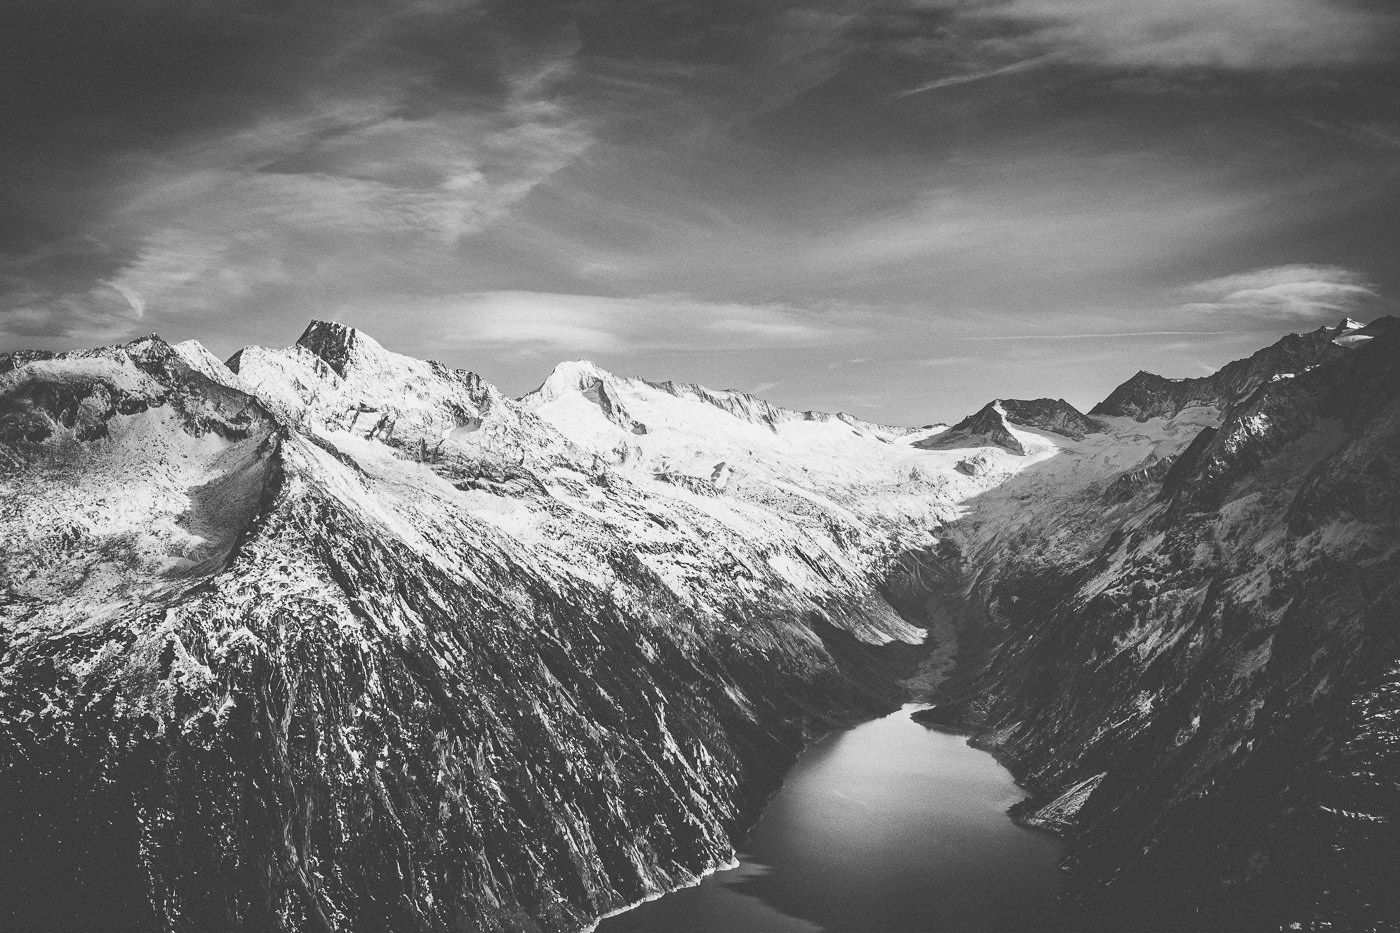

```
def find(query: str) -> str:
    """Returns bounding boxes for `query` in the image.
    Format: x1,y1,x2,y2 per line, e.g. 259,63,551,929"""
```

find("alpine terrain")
1,316,1397,932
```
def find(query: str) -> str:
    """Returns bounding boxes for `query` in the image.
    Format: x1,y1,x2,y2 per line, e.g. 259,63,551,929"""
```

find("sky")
2,0,1398,424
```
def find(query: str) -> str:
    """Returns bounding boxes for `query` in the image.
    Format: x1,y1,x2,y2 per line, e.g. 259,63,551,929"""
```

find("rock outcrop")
916,397,1103,455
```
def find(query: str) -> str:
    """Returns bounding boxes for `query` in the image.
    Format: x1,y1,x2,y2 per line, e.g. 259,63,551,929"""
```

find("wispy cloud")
0,281,147,346
896,55,1054,97
1183,264,1379,322
959,330,1235,341
421,291,872,355
0,2,594,343
942,0,1398,71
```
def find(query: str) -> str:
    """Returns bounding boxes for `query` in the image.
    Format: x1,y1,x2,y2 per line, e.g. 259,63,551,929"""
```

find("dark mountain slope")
916,398,1103,456
936,319,1400,931
1090,318,1375,421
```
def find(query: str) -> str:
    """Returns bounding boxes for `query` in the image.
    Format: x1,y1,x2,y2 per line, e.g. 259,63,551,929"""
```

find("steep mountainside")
0,321,1045,933
2,317,1396,933
1091,319,1363,421
928,316,1400,931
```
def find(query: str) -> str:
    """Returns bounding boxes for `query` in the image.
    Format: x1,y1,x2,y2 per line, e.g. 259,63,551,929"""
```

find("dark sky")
3,0,1398,423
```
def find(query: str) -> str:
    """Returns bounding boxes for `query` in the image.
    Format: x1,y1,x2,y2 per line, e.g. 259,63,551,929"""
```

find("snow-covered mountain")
1,317,1396,932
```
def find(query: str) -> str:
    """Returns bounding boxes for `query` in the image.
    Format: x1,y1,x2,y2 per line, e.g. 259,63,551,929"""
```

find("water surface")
600,705,1064,933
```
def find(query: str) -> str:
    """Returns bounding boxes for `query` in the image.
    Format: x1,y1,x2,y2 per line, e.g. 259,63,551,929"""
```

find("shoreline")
588,580,961,932
581,856,743,933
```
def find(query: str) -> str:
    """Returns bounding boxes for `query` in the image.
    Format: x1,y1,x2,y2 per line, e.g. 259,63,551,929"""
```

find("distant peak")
119,334,181,366
295,320,385,376
121,334,171,355
550,359,612,382
527,359,618,401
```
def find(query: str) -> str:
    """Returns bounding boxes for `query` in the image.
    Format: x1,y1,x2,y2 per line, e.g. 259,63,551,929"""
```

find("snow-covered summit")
526,360,649,435
221,320,567,465
529,359,614,398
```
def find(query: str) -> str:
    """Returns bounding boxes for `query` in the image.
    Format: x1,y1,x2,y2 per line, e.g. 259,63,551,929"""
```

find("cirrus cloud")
1184,264,1380,322
429,291,878,356
928,0,1400,71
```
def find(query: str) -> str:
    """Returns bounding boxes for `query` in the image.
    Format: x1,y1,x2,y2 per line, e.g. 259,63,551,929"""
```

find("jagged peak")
117,334,180,365
1091,322,1362,420
1332,314,1398,348
295,320,388,376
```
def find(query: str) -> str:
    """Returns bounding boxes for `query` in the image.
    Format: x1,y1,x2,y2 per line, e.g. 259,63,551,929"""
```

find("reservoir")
599,705,1065,933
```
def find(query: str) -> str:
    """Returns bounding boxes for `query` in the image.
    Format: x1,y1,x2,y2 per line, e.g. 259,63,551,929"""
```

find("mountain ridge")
2,316,1396,932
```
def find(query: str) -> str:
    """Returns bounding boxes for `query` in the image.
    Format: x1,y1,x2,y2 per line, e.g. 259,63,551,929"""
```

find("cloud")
957,330,1235,341
4,40,592,340
895,55,1054,96
0,281,148,347
416,291,871,355
1184,264,1380,322
0,0,598,342
786,152,1265,299
911,355,977,366
897,0,1398,74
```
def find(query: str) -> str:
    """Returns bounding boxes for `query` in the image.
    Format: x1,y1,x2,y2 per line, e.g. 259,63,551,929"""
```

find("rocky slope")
2,316,1396,932
916,397,1104,456
1091,318,1362,421
0,322,1014,933
926,316,1400,931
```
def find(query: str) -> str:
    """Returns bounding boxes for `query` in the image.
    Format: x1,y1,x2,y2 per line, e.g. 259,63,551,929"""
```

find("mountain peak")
915,400,1025,455
549,358,613,384
526,359,621,405
295,320,386,376
1092,323,1352,420
524,359,649,435
915,396,1102,455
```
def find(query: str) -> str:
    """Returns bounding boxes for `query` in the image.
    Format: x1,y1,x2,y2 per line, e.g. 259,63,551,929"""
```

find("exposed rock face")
918,401,1030,454
916,397,1102,455
933,316,1400,931
999,398,1106,440
1089,318,1375,421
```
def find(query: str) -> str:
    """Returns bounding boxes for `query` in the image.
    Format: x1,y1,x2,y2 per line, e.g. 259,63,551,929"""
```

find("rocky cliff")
929,316,1400,931
1090,319,1363,421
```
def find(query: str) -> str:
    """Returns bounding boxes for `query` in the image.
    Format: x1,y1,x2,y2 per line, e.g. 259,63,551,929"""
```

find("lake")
598,704,1065,933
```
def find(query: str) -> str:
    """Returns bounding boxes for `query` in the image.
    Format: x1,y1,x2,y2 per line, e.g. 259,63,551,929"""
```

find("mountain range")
1,315,1396,932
